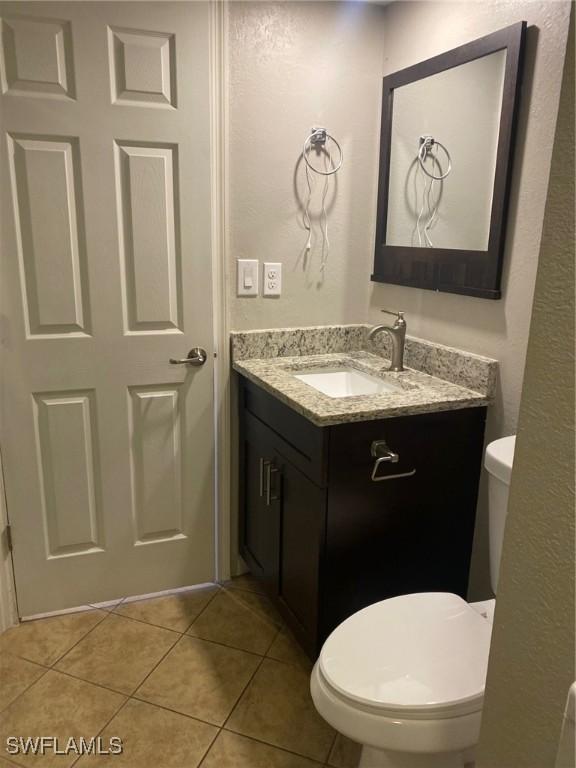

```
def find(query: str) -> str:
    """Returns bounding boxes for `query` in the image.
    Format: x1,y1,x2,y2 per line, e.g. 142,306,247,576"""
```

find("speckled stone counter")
231,325,497,426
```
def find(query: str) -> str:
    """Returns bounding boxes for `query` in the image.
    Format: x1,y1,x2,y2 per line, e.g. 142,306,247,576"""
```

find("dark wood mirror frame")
372,22,527,300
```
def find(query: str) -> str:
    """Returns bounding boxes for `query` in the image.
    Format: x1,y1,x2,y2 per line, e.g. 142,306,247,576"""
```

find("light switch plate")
237,259,259,296
263,262,282,297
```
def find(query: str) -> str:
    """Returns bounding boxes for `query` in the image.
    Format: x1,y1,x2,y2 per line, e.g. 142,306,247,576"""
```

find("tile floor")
0,575,361,768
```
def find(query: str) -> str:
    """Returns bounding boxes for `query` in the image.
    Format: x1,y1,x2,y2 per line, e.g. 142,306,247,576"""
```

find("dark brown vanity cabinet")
238,376,487,659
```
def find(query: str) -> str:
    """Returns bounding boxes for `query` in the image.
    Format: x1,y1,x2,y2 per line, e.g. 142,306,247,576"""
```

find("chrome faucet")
368,310,407,372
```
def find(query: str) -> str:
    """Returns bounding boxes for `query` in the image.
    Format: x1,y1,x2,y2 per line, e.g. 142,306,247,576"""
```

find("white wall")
228,0,385,330
478,9,574,761
370,0,571,597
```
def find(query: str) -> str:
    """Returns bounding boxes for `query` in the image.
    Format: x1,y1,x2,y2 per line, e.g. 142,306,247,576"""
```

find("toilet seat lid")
319,592,492,715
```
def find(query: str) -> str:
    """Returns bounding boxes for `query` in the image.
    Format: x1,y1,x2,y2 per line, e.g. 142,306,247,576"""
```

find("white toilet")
311,436,516,768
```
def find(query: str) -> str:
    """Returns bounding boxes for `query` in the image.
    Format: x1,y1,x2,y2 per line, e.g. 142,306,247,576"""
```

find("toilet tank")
484,436,516,593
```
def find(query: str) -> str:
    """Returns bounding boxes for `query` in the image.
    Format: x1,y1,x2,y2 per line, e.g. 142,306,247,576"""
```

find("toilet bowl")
311,592,492,767
310,437,515,768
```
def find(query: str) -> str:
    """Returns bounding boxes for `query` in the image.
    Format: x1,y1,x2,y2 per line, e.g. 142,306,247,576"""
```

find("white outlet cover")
263,262,282,297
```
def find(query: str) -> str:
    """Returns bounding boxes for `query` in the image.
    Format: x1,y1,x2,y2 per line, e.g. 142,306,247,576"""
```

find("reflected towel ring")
302,129,343,176
418,137,452,181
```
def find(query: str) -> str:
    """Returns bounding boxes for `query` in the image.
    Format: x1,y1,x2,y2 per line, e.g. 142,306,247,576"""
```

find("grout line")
42,665,132,699
46,619,181,698
182,630,270,659
105,611,188,635
220,583,267,597
327,731,338,766
196,728,220,768
86,609,182,639
69,696,129,768
129,628,192,699
128,693,225,731
0,609,108,670
179,585,222,634
221,653,266,730
0,663,52,715
107,585,223,635
193,724,221,768
219,648,335,765
49,609,109,668
263,622,283,657
218,727,333,766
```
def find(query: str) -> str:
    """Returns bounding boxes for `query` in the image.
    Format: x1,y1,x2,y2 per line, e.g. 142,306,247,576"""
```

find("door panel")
115,141,182,333
7,134,90,337
277,452,324,649
33,390,102,557
241,413,280,593
0,2,215,616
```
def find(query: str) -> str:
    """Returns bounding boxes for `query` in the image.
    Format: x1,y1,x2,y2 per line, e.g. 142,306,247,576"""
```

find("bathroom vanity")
233,326,497,658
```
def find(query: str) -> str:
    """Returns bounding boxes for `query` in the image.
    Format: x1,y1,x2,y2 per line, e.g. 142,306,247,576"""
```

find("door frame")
0,447,17,630
0,0,233,622
209,0,234,584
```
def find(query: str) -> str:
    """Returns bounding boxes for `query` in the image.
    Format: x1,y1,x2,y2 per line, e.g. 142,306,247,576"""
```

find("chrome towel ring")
418,135,452,181
302,128,343,176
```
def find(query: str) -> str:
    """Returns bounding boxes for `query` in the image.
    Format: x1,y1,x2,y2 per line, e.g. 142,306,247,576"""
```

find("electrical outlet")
263,262,282,297
237,259,259,297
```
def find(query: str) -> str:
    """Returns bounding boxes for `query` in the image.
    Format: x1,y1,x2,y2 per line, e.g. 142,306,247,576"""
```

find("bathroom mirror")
372,22,526,299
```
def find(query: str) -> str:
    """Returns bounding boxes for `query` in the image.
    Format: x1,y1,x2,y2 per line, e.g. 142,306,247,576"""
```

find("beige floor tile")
226,658,335,762
188,589,281,655
75,699,217,767
201,730,324,768
55,614,178,695
0,653,46,712
266,627,313,672
113,586,218,632
327,734,362,768
0,670,124,768
136,635,260,726
222,574,265,594
0,611,106,667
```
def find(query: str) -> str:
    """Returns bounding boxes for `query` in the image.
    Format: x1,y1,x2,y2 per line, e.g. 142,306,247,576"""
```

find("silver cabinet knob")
169,347,207,366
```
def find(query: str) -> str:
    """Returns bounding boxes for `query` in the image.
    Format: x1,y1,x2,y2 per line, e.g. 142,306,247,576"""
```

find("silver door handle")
259,459,271,497
266,465,280,506
169,347,207,366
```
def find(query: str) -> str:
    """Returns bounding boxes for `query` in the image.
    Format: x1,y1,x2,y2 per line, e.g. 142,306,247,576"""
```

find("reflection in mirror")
386,49,507,251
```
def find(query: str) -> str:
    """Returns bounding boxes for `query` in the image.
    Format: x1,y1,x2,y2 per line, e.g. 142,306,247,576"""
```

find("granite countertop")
231,325,497,427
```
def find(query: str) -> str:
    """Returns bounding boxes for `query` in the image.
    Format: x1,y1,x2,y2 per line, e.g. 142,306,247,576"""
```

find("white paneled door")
0,3,216,616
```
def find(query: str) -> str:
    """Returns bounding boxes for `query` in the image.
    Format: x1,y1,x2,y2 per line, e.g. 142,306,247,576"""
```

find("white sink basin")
293,367,401,398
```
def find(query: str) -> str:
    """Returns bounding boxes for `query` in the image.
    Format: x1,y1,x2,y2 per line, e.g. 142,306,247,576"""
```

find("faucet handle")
381,309,405,325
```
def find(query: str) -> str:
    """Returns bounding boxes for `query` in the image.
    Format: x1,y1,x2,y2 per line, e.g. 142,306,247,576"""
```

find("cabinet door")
275,450,325,656
324,408,486,633
240,413,280,593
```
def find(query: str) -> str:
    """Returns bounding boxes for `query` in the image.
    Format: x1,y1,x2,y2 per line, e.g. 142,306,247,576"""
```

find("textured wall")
228,1,384,329
477,9,574,766
368,0,571,597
